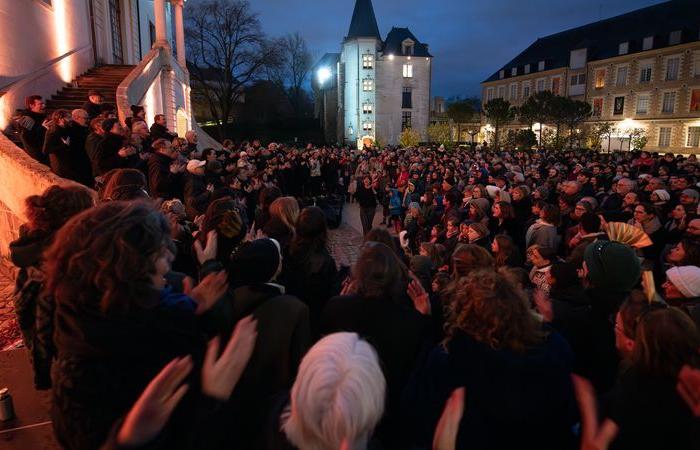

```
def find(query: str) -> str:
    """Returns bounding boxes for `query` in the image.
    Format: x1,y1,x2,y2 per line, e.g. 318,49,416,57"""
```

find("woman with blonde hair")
263,196,300,250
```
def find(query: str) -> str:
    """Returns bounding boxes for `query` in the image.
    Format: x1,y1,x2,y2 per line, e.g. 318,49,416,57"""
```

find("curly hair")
44,201,173,315
24,184,95,233
444,269,544,353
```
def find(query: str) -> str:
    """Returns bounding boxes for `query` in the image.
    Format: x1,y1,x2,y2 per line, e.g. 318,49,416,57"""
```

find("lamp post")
317,67,331,142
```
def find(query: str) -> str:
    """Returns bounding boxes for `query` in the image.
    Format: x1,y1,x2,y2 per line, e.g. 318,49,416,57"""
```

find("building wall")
481,67,568,108
341,38,379,146
375,54,431,145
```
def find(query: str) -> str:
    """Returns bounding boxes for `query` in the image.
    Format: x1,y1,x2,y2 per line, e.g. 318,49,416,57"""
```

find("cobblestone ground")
0,258,21,351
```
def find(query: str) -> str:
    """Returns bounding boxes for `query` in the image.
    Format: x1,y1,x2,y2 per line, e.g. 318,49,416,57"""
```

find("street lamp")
317,67,331,85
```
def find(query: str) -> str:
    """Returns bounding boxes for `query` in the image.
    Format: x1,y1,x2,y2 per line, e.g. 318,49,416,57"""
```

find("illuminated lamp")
317,67,332,85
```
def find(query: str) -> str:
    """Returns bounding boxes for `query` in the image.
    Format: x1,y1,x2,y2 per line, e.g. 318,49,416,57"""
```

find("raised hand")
677,365,700,417
117,356,193,447
194,230,218,264
407,274,431,315
202,316,257,400
572,375,618,450
433,387,465,450
184,271,228,315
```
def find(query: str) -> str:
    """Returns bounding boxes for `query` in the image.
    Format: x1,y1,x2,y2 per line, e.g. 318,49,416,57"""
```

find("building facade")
481,0,700,153
314,0,432,147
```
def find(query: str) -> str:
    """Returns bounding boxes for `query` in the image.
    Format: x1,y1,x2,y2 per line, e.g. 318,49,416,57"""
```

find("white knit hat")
653,189,671,202
666,266,700,298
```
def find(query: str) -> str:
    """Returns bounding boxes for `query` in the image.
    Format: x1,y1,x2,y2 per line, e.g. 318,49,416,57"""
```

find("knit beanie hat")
682,189,700,201
583,241,641,292
666,266,700,298
229,238,281,285
652,189,671,202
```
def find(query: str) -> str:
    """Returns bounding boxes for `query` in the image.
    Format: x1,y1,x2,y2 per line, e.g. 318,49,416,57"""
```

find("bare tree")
185,0,280,138
267,32,312,118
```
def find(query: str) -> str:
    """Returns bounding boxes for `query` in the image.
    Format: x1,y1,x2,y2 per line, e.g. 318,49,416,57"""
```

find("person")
355,176,379,236
9,185,94,389
527,245,556,296
525,203,561,250
280,206,338,337
272,332,386,450
666,238,700,267
82,90,103,118
491,234,523,268
150,114,177,141
254,186,282,234
147,138,186,201
67,108,95,186
321,242,430,448
15,95,49,164
184,159,211,219
46,201,228,450
43,109,79,181
488,201,518,238
100,168,150,202
85,117,105,179
404,269,577,450
451,244,494,279
466,222,490,249
185,130,199,156
630,202,667,261
94,119,137,177
566,212,605,269
263,196,300,250
663,266,700,327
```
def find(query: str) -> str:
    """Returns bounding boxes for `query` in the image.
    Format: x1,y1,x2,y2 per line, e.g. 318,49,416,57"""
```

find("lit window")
362,54,373,69
363,79,373,91
619,42,629,55
522,83,531,98
688,127,700,147
639,61,653,83
592,98,603,117
662,91,676,113
613,96,625,115
694,53,700,78
636,94,650,114
595,69,606,89
510,83,517,100
643,36,654,51
362,103,373,114
402,111,412,130
666,56,680,81
669,30,682,46
403,64,413,78
363,122,373,131
616,66,628,86
659,127,672,147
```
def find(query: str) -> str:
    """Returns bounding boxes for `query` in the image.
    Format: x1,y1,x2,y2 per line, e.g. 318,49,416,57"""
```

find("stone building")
313,0,433,147
481,0,700,153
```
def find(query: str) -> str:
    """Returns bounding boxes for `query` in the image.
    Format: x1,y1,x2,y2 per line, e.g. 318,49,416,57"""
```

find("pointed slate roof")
346,0,381,40
382,27,432,57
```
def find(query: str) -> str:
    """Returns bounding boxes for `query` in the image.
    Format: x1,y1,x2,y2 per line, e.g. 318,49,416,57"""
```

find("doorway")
108,0,124,64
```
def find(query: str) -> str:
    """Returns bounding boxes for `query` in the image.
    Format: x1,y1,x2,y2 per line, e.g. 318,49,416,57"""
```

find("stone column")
154,0,168,46
173,0,186,67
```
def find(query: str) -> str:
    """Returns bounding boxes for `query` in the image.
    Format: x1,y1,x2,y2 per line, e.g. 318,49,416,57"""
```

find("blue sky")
189,0,662,98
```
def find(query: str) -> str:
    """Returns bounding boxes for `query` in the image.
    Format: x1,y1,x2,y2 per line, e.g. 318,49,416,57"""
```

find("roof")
484,0,700,82
382,27,432,57
313,53,340,72
346,0,381,40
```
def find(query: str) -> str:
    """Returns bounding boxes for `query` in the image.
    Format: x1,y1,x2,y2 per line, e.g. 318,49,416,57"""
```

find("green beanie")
584,240,641,292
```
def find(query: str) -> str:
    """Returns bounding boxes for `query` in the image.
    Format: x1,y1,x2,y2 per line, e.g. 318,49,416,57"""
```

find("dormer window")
643,36,654,51
538,60,545,71
362,53,373,69
524,64,530,74
499,70,505,79
402,39,415,56
669,30,682,46
511,67,517,76
619,42,629,55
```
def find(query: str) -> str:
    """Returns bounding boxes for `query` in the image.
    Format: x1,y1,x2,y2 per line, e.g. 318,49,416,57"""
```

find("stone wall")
0,134,83,257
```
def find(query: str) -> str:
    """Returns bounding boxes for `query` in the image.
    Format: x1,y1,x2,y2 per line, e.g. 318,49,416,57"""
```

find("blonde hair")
270,196,300,236
282,332,385,450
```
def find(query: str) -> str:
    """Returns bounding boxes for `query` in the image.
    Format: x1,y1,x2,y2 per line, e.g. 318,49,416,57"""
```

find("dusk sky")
193,0,663,98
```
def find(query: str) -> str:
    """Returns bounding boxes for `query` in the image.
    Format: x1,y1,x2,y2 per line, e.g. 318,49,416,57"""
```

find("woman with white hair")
273,332,386,450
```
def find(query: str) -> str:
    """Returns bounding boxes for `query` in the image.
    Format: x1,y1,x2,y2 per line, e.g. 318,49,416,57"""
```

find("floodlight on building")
317,67,332,85
388,54,394,60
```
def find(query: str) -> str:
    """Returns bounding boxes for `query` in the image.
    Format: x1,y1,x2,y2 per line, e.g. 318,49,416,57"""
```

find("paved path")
0,259,21,351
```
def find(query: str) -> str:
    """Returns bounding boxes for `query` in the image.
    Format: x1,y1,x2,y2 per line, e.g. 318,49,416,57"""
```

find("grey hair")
282,332,386,450
71,108,88,119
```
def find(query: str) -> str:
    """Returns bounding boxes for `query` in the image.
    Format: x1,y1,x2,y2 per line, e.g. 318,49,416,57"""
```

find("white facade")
341,38,379,147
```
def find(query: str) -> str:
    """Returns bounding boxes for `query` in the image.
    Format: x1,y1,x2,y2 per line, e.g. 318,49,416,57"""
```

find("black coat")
82,100,102,119
94,132,129,176
85,132,104,178
17,109,48,164
43,125,79,180
67,122,94,186
150,122,177,141
148,152,181,200
184,174,210,218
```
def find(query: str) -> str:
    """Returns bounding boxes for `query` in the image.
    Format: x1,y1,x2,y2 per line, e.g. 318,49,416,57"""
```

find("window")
691,89,700,112
636,94,650,114
510,83,517,100
570,73,586,85
662,91,676,113
402,41,414,56
362,54,373,69
669,30,682,46
524,64,530,74
595,69,606,89
511,67,517,77
659,127,672,147
403,64,413,78
619,42,629,55
523,83,531,98
639,60,653,83
551,77,561,95
688,127,700,147
643,36,654,51
694,52,700,78
362,79,373,91
362,103,373,114
538,60,545,71
499,70,505,79
613,96,625,115
498,86,506,98
570,48,587,69
537,79,545,92
616,66,628,86
666,56,680,81
362,122,373,131
592,98,603,117
486,87,494,101
402,87,412,109
402,112,412,130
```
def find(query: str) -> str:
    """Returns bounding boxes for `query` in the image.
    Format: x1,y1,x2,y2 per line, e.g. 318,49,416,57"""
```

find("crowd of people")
7,91,700,449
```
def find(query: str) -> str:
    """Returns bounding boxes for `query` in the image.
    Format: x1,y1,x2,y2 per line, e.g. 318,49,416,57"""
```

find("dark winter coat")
184,174,210,218
18,109,49,164
148,152,181,200
94,132,129,176
150,122,177,141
